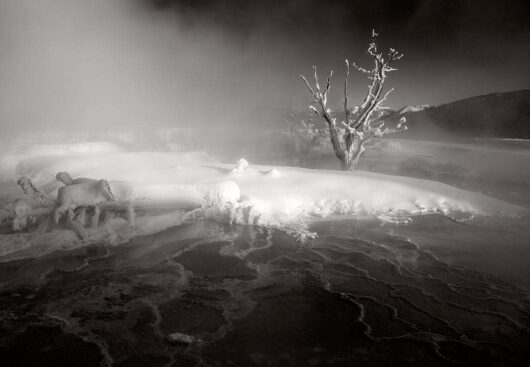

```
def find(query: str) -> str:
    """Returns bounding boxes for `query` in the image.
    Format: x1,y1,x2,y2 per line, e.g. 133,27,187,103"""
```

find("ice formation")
231,158,249,173
0,148,525,260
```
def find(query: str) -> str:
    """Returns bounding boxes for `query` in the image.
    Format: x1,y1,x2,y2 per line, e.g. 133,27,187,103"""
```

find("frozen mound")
197,181,256,226
218,164,524,220
231,158,249,173
203,181,240,207
4,152,525,222
0,151,525,261
6,152,527,216
265,168,281,178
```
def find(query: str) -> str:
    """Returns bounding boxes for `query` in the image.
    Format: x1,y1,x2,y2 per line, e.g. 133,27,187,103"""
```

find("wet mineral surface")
0,217,529,366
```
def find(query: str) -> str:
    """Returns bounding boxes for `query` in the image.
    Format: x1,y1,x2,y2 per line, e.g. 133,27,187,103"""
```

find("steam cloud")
0,0,528,136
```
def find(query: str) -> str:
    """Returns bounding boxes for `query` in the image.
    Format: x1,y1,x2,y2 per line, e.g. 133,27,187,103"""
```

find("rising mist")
1,0,529,139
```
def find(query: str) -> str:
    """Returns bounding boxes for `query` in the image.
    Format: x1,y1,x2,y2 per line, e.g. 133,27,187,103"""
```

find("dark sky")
0,0,529,133
143,0,530,104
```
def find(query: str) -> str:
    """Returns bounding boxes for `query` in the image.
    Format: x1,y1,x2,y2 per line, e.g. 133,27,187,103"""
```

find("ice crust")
0,148,524,260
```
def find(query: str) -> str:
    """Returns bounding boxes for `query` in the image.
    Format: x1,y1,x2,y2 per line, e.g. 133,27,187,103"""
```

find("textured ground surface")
1,138,529,366
1,216,529,367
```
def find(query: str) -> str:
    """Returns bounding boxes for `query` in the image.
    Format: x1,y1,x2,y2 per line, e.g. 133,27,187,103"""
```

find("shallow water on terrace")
0,214,529,366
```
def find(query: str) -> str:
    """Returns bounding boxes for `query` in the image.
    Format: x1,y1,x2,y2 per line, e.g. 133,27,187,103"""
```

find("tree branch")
344,60,350,126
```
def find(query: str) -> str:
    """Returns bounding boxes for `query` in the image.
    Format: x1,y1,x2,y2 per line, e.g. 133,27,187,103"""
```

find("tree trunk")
340,133,366,171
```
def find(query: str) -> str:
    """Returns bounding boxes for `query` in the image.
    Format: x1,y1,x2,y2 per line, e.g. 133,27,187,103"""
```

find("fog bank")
1,0,529,138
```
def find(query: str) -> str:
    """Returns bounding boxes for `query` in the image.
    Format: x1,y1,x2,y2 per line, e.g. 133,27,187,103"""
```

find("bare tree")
300,30,407,171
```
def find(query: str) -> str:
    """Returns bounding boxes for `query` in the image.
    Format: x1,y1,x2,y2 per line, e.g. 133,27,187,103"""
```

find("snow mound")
0,149,525,260
4,152,524,223
266,168,281,178
203,181,240,208
231,158,249,173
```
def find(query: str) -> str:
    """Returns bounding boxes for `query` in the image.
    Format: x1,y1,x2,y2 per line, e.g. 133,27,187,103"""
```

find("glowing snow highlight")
0,149,525,260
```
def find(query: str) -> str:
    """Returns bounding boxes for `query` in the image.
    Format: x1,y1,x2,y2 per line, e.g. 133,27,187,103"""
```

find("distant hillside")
387,90,530,138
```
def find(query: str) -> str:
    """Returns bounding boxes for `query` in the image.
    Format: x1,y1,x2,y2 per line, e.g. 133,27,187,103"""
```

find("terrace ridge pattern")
0,219,528,366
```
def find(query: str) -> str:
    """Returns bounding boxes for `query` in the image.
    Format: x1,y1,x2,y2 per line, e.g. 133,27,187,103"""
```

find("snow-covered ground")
0,140,525,261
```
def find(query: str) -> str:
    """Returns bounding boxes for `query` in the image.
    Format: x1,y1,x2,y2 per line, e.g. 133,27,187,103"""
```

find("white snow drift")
0,148,525,260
